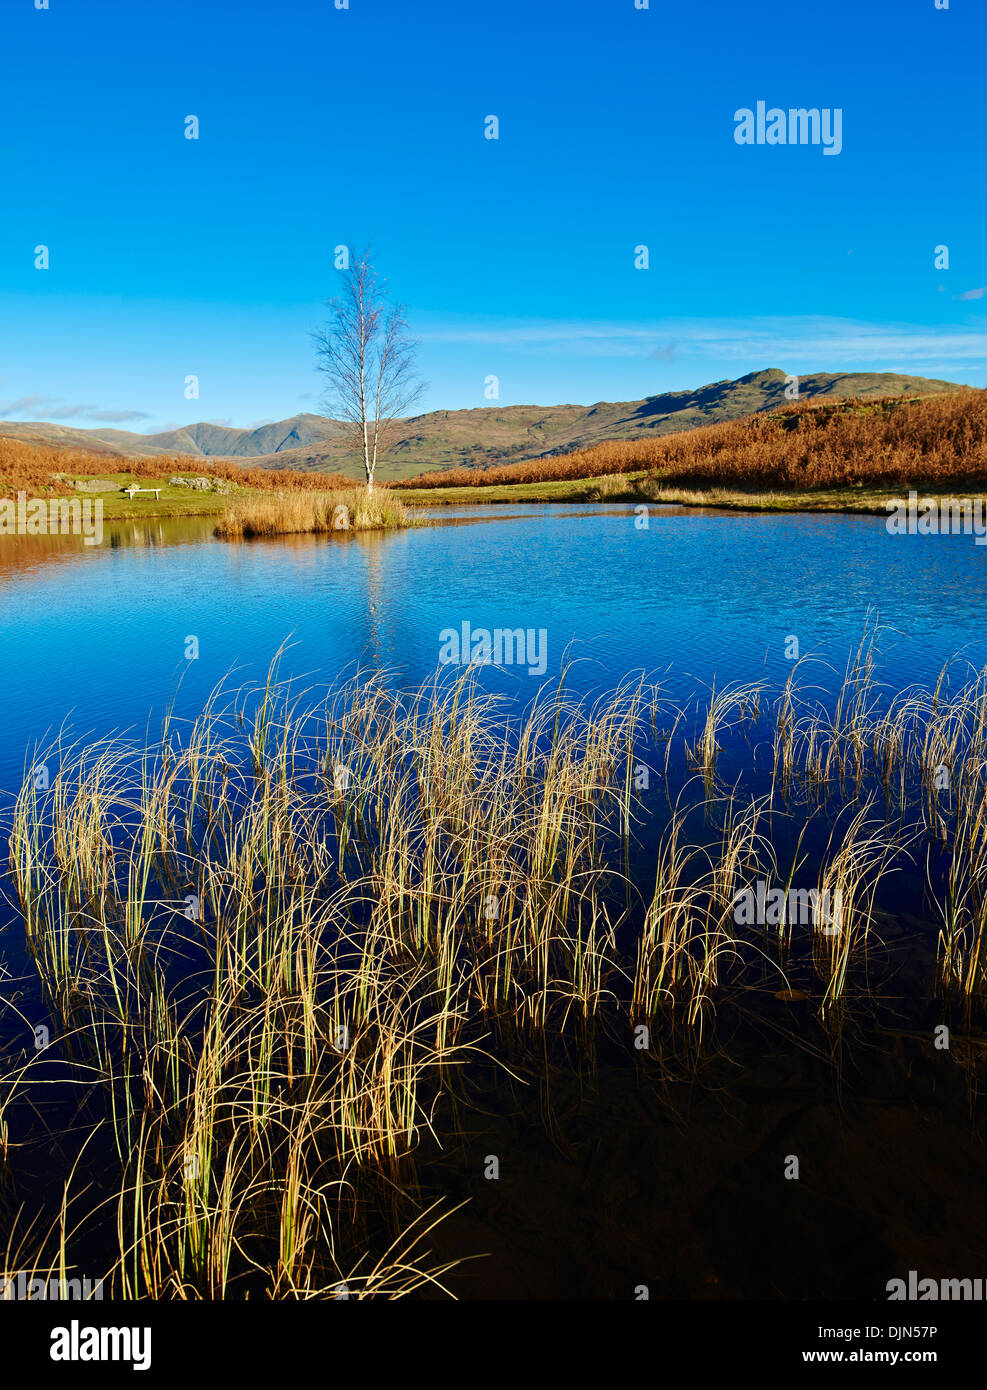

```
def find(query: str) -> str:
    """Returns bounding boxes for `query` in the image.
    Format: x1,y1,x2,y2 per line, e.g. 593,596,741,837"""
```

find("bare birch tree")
313,250,423,490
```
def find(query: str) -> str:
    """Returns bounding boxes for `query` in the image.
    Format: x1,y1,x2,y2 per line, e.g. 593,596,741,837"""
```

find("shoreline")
5,470,987,528
397,474,987,519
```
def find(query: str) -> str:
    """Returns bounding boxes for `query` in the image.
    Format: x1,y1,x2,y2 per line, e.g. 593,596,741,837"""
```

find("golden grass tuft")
214,489,412,538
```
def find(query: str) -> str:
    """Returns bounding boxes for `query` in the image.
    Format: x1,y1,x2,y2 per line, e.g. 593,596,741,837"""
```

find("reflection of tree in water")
115,522,166,549
361,532,386,672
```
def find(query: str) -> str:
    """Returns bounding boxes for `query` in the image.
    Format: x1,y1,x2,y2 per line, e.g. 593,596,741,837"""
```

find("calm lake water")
2,502,987,794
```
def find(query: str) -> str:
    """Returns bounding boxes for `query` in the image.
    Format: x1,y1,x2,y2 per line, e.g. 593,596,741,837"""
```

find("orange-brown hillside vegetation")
393,390,987,492
0,436,357,497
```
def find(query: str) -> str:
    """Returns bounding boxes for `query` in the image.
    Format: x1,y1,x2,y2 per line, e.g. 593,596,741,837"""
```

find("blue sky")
1,0,985,432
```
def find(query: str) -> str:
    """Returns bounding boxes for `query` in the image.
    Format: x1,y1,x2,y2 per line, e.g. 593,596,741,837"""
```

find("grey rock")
73,478,118,492
169,475,215,491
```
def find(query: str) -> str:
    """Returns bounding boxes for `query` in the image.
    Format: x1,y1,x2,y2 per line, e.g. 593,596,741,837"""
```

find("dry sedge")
4,647,987,1296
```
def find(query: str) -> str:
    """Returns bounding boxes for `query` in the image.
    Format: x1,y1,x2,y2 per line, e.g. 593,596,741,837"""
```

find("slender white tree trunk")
363,420,373,490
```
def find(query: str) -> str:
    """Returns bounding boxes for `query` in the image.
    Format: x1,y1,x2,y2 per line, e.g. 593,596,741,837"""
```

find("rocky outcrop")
169,475,232,494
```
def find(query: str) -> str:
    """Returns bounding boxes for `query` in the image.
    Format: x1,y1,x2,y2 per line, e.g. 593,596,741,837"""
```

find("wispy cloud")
0,396,152,423
0,393,60,417
86,409,153,423
47,404,98,419
958,288,986,302
418,315,987,371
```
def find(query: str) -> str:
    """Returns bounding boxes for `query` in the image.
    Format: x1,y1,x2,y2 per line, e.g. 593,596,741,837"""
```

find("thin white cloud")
47,404,99,419
0,393,60,417
418,315,987,370
0,396,153,423
86,409,153,423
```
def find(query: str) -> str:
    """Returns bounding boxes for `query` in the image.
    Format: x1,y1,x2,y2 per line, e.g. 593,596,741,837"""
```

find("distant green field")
62,471,410,522
60,472,261,520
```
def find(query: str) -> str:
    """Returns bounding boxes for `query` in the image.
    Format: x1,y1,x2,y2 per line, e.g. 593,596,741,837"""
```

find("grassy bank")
0,436,408,530
0,437,361,522
3,643,987,1296
400,468,985,516
10,463,987,529
49,472,243,521
10,464,963,524
49,469,987,524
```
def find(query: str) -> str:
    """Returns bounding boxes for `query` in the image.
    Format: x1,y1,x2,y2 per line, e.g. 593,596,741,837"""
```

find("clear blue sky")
1,0,985,432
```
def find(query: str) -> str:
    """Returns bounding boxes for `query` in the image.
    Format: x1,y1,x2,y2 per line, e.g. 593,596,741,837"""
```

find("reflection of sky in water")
1,503,987,795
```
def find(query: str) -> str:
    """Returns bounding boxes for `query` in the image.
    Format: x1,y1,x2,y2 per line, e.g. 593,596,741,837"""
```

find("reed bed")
4,645,987,1297
214,489,411,539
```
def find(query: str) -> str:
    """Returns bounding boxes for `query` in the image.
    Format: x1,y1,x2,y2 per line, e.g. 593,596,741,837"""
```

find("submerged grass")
3,641,987,1296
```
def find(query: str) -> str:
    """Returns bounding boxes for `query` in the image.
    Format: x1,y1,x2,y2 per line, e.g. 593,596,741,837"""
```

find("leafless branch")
312,249,425,487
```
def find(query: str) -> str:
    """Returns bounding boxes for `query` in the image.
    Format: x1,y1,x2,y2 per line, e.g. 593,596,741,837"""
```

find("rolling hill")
0,369,962,482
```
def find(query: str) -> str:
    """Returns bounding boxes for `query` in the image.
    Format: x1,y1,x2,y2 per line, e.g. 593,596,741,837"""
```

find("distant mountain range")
1,369,964,481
